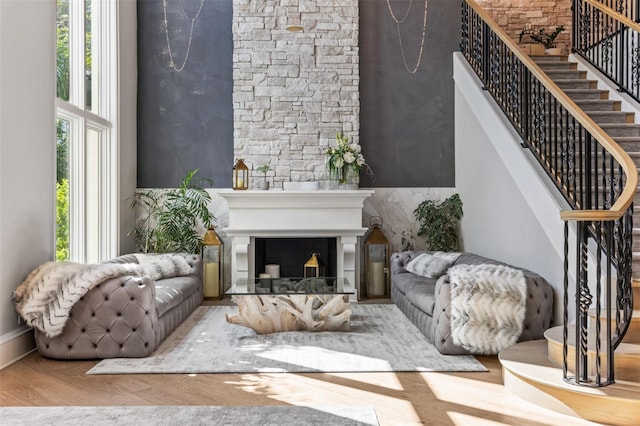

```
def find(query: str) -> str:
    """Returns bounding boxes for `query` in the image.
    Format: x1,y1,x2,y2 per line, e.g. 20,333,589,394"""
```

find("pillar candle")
265,264,280,278
204,263,220,298
369,261,385,296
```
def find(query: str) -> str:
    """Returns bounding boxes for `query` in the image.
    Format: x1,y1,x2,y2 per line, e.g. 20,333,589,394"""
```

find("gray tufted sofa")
391,251,553,355
34,253,203,359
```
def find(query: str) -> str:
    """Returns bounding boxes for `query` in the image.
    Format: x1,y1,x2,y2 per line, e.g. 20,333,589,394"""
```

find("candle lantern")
304,253,324,278
232,159,249,190
365,216,390,298
202,226,224,299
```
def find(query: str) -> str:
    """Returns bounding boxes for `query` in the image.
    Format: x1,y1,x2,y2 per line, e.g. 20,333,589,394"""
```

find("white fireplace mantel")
217,189,374,297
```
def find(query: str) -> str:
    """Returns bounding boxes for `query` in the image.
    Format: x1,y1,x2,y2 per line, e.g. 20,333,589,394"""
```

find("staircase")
500,54,640,426
531,55,640,278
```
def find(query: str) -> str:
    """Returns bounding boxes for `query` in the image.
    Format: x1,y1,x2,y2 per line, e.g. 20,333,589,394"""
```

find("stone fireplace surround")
217,189,373,299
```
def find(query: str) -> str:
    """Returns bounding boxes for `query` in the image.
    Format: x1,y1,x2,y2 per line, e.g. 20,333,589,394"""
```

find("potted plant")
519,25,565,55
413,194,463,252
129,169,214,254
255,164,271,190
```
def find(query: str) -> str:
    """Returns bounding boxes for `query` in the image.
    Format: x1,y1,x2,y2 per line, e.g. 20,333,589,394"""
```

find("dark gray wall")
137,0,459,188
359,0,459,187
137,0,233,188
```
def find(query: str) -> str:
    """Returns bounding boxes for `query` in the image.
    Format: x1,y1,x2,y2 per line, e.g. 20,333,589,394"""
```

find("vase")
331,166,358,190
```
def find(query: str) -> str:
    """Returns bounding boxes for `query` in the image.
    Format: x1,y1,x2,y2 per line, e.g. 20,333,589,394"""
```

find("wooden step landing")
545,326,640,382
499,340,640,426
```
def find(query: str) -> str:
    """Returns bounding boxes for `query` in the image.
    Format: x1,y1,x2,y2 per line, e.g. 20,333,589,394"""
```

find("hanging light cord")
162,0,205,73
385,0,428,74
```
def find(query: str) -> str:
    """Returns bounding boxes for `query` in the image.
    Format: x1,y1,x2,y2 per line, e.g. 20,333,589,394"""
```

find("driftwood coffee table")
225,277,354,334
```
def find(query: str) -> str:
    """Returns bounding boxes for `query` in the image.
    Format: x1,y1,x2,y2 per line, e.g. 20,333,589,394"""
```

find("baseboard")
0,326,35,370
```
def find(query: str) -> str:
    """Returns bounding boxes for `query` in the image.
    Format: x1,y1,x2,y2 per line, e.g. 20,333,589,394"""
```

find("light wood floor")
0,301,604,426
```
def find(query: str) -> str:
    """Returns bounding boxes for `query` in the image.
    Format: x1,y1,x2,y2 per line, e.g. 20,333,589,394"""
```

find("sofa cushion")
404,283,436,316
405,253,453,279
390,270,437,315
155,275,201,318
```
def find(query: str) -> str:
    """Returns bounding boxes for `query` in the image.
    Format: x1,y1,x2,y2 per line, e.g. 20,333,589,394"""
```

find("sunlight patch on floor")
419,372,507,400
322,372,405,391
447,412,515,426
225,373,422,424
255,345,393,371
420,373,598,425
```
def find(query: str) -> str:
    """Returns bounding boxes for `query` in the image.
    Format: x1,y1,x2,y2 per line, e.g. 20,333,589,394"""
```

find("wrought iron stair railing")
593,0,639,21
573,0,640,101
461,0,637,387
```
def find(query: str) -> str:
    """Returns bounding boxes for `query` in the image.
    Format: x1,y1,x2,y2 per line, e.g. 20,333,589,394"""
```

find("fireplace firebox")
254,237,337,278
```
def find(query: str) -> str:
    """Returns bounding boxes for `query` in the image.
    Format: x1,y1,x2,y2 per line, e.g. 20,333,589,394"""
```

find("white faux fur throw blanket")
13,254,192,337
448,263,527,354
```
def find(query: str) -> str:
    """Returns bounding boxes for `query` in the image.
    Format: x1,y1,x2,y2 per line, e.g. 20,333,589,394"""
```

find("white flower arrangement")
326,132,366,184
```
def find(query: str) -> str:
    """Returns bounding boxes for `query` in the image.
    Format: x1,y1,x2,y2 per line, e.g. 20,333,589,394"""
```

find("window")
56,0,117,263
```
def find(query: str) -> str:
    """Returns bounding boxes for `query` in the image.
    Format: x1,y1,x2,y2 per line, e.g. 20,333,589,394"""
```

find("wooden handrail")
584,0,640,33
467,0,638,222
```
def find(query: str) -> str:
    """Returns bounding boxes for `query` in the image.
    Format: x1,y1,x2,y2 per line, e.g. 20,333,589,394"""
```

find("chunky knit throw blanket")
13,254,193,337
448,263,527,354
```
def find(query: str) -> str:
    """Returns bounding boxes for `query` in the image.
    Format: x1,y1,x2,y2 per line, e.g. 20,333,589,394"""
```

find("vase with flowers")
326,132,366,189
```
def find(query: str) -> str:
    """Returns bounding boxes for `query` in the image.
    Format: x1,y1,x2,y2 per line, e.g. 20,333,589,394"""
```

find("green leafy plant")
130,169,214,254
56,178,69,261
519,25,565,49
257,164,270,177
414,194,463,252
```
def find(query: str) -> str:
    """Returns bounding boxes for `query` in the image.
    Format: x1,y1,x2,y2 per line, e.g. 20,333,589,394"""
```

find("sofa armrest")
431,274,472,355
431,268,554,354
34,274,159,359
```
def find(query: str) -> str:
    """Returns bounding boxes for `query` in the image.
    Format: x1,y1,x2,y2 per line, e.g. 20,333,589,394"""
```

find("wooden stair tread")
553,78,598,83
500,340,640,397
563,88,608,95
544,326,640,356
499,340,640,426
530,55,569,61
588,308,640,320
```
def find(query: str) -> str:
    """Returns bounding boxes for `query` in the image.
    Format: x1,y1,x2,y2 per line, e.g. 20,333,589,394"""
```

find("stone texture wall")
232,0,359,188
475,0,572,51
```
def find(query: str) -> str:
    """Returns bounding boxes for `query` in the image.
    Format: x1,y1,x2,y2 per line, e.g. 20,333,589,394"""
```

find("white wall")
118,0,138,255
0,0,56,346
454,53,573,324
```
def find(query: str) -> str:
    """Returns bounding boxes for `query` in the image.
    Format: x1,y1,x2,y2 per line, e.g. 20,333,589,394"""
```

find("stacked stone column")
232,0,359,188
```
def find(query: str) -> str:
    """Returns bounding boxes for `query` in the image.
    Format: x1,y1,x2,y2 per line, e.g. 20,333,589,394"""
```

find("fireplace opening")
254,237,337,278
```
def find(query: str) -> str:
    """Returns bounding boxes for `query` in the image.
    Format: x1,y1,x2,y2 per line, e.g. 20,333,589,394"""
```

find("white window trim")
57,0,118,263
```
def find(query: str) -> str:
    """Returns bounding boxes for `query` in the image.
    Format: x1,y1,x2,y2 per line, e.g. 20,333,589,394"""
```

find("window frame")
56,0,118,263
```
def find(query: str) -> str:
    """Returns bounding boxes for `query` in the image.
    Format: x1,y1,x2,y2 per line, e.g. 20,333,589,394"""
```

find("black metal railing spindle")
573,0,640,101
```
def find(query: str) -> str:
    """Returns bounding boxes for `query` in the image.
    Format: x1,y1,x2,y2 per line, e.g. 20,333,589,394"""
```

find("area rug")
88,304,487,374
0,405,379,425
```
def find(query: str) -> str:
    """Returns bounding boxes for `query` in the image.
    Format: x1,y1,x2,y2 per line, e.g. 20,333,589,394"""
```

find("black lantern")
202,226,223,299
365,216,390,298
232,159,249,190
